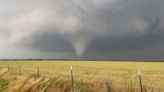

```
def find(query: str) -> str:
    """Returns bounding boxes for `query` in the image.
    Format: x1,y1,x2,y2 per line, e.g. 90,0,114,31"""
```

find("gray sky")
0,0,164,60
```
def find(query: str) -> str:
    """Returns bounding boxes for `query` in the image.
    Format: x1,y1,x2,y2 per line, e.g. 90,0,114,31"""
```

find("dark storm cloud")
1,0,164,60
26,31,73,52
88,31,164,53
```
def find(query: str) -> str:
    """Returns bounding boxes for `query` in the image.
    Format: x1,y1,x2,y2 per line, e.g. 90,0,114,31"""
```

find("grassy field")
0,60,163,92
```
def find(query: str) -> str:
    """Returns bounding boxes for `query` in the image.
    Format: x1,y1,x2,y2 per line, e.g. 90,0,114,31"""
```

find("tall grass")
0,68,163,92
0,61,164,92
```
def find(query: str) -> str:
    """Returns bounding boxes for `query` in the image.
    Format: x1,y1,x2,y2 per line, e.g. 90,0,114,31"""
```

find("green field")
0,61,163,92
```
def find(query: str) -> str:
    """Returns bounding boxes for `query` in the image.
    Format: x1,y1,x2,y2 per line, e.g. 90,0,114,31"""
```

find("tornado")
72,41,87,57
68,34,92,57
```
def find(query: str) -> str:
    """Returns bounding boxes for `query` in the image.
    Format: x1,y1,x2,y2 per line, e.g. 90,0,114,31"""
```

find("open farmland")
0,60,163,92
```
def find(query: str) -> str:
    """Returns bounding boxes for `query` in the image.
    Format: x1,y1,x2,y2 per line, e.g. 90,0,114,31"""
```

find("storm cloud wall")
0,0,164,60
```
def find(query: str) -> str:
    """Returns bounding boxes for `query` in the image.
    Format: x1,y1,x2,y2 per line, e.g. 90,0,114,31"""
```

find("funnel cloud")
0,0,164,60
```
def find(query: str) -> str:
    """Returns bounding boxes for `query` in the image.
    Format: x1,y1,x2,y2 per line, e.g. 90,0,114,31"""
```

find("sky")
0,0,164,60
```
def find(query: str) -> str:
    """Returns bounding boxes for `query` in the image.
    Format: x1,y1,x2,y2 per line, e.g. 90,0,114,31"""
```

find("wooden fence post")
19,65,22,75
37,66,40,78
138,69,143,92
0,85,1,92
105,80,112,92
7,64,10,72
70,65,74,92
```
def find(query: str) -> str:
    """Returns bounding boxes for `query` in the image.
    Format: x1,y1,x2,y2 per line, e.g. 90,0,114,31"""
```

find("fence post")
105,80,112,92
138,69,143,92
7,64,10,72
0,85,1,92
70,65,74,92
19,65,22,75
37,66,40,78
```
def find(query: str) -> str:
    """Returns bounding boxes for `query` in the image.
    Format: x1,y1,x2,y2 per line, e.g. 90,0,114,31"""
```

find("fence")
0,64,163,92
